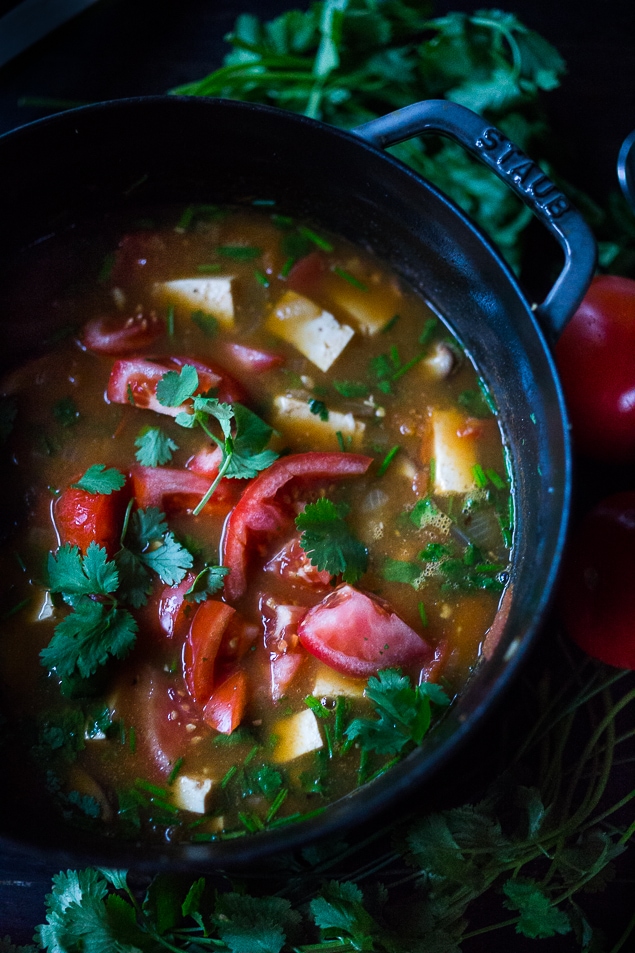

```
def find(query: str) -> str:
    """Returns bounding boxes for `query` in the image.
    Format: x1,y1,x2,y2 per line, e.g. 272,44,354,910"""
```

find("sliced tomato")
183,599,236,704
286,251,327,295
132,668,209,776
202,669,248,734
219,341,285,373
110,232,169,286
130,465,235,516
54,480,131,556
107,355,246,415
158,573,196,640
186,444,223,477
81,310,165,355
298,584,431,678
264,535,332,590
222,451,373,603
270,651,305,701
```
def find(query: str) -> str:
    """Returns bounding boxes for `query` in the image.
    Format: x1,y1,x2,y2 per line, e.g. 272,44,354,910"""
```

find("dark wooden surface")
0,0,634,944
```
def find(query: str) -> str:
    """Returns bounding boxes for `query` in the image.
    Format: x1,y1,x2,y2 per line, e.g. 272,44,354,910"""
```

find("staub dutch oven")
0,96,595,870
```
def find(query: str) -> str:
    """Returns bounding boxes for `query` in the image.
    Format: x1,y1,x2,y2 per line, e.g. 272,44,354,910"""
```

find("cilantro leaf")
129,506,168,548
71,464,126,495
114,547,152,608
502,878,571,939
295,498,368,583
310,880,381,951
134,426,179,466
184,564,230,603
48,543,119,599
141,531,194,586
156,364,199,407
227,403,278,479
40,599,137,680
213,892,300,953
346,669,450,755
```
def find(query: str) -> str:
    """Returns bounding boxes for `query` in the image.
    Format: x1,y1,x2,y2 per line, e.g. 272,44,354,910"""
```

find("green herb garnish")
295,498,368,583
71,465,126,495
134,426,179,467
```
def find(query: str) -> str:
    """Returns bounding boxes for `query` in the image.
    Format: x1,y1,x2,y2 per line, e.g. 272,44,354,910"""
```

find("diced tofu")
157,277,235,326
266,290,354,372
272,709,323,763
430,409,478,494
313,664,365,699
272,395,365,449
326,277,401,336
173,775,214,814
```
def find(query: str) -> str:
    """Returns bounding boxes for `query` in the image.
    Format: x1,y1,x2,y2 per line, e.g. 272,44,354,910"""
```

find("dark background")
0,0,633,945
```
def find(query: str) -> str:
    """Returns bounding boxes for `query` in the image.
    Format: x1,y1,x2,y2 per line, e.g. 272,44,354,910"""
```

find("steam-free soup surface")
0,206,512,842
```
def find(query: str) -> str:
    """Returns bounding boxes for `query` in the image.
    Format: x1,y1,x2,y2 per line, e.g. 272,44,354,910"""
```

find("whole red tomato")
559,492,635,669
555,275,635,461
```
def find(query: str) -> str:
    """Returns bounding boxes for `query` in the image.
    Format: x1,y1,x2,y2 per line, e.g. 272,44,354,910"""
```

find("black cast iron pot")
0,96,596,871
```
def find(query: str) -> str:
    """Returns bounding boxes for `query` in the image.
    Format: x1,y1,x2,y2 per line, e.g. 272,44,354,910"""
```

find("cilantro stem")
193,447,233,516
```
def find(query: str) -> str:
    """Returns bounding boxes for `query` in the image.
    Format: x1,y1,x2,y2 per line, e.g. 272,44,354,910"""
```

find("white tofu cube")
173,775,214,814
313,664,365,699
272,395,365,449
157,277,235,326
430,409,478,494
272,709,323,763
266,290,354,372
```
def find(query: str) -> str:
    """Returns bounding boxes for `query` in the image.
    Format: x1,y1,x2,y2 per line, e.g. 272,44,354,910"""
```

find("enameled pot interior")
0,97,570,869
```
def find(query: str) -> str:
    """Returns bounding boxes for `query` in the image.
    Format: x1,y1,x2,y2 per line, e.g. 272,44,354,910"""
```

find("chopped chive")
176,205,195,231
378,445,400,476
244,745,259,766
239,811,265,832
128,726,136,754
217,245,262,261
474,563,505,573
280,255,295,278
220,765,238,789
334,696,348,746
196,263,222,273
333,380,368,398
332,266,368,291
365,756,401,784
391,349,428,381
254,268,270,287
150,796,179,815
271,213,294,228
336,430,346,452
418,317,438,345
191,310,219,337
389,345,401,369
304,695,331,719
477,376,498,413
166,303,175,337
429,457,436,486
377,379,392,394
187,815,210,829
472,463,488,488
382,314,400,334
1,597,31,620
298,226,333,252
167,756,184,786
266,787,289,823
357,748,370,786
252,198,276,206
340,737,355,756
191,831,219,842
485,468,506,489
13,551,27,572
323,724,334,759
268,811,303,829
219,828,248,840
418,602,428,627
135,778,168,798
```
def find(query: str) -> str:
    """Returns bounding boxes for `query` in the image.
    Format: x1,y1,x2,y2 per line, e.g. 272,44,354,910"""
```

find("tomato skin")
220,342,285,373
55,481,131,556
559,492,635,670
130,465,236,515
202,669,248,734
81,310,165,355
157,573,196,640
264,536,332,590
298,584,431,678
107,355,246,414
222,451,373,603
555,276,635,461
183,600,236,704
286,251,327,295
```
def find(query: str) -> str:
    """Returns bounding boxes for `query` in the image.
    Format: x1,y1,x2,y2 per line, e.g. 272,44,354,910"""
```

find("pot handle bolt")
353,100,596,342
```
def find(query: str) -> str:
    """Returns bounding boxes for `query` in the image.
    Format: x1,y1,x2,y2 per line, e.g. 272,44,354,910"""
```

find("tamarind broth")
0,205,512,842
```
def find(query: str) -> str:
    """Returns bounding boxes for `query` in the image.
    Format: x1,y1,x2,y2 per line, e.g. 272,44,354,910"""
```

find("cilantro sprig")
155,364,279,515
295,498,368,583
134,425,179,466
70,464,126,495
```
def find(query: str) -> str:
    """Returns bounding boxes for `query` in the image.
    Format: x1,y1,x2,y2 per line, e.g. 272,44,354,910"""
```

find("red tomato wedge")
264,535,332,590
220,341,285,373
110,232,169,286
186,444,223,477
157,573,196,640
107,355,246,415
222,451,373,603
183,600,236,705
298,584,431,678
130,465,235,516
286,251,327,295
202,669,248,734
270,651,305,701
55,481,131,556
81,310,165,355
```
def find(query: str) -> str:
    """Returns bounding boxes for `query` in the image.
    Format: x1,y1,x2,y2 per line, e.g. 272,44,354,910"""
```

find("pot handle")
352,100,596,340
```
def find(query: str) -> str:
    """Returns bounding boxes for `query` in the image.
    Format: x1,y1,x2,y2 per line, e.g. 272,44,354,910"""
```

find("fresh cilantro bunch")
156,363,279,515
346,667,450,754
171,0,567,270
295,497,368,583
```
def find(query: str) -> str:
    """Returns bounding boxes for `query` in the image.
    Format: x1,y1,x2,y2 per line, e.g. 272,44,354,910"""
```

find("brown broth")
0,205,512,842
